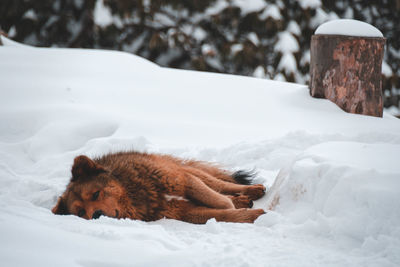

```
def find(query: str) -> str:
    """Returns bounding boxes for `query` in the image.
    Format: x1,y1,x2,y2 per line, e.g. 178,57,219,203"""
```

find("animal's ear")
71,155,106,181
52,197,69,215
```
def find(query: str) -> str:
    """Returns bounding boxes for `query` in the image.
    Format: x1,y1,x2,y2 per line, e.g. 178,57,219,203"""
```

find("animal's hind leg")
185,175,234,209
228,195,253,208
185,167,266,200
185,167,246,193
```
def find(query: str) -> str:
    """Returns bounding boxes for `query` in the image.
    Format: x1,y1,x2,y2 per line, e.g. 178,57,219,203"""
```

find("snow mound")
315,19,383,37
264,141,400,263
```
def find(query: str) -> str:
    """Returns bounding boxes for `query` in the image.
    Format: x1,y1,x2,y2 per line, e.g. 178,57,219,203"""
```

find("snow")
315,19,384,38
287,21,301,36
0,35,33,48
274,31,299,54
382,60,393,77
253,65,266,78
259,4,282,20
94,0,113,28
298,0,321,9
273,72,286,82
154,13,175,27
1,37,400,267
300,49,311,65
232,0,266,15
192,27,207,42
274,31,299,75
205,0,229,16
7,26,16,38
201,44,214,55
230,43,243,54
247,32,260,46
385,106,400,117
265,142,400,265
205,0,267,16
310,8,339,29
23,9,37,20
277,53,298,75
344,7,354,19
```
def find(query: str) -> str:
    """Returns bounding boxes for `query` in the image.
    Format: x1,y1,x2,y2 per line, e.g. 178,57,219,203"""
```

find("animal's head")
52,155,125,220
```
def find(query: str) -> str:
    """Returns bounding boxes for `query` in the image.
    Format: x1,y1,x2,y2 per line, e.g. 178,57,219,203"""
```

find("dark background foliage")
1,0,399,110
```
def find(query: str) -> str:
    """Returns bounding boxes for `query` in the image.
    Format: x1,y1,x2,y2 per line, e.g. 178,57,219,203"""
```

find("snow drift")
0,35,399,266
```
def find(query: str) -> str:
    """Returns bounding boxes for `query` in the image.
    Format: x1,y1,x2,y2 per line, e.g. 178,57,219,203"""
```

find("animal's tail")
232,170,257,185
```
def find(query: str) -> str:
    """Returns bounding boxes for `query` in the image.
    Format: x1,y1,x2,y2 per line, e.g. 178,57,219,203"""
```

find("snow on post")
309,19,385,117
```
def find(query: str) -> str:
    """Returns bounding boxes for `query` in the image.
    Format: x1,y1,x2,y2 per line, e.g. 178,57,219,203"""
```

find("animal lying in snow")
52,151,266,224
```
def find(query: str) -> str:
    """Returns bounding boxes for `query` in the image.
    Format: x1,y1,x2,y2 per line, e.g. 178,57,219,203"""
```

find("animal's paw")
235,208,265,223
242,184,266,200
229,195,253,209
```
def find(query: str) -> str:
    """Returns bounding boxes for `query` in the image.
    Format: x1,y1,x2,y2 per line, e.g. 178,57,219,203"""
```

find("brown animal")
52,151,266,224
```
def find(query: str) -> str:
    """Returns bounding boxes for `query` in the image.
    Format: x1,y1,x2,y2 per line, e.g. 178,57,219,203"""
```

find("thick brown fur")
52,151,266,224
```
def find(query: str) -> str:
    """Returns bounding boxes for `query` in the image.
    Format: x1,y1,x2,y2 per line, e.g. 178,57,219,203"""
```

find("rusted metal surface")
310,34,386,117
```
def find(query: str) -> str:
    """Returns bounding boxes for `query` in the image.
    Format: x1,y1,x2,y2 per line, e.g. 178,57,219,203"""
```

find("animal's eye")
92,190,100,201
78,209,86,217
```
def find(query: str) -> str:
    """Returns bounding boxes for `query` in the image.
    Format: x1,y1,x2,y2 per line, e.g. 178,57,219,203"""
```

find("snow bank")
263,141,400,265
1,36,400,266
315,19,383,37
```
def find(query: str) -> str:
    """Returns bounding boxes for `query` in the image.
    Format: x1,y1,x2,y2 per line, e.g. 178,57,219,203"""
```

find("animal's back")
94,151,255,186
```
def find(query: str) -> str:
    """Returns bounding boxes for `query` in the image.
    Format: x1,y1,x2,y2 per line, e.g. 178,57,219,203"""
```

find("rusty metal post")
310,34,386,117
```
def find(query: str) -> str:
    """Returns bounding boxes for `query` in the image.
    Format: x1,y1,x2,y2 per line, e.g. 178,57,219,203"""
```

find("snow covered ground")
0,36,399,266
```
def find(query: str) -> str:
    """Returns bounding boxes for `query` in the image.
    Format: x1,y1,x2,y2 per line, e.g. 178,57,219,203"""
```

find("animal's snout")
92,210,104,219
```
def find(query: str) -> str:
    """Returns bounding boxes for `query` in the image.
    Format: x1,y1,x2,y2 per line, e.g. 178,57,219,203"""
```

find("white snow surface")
315,19,383,37
94,0,113,28
232,0,266,15
382,60,393,77
275,31,299,53
298,0,321,9
259,4,282,20
277,53,298,75
1,37,400,267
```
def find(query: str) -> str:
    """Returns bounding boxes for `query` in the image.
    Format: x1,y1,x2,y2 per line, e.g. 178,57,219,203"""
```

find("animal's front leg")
186,207,265,224
163,200,265,224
